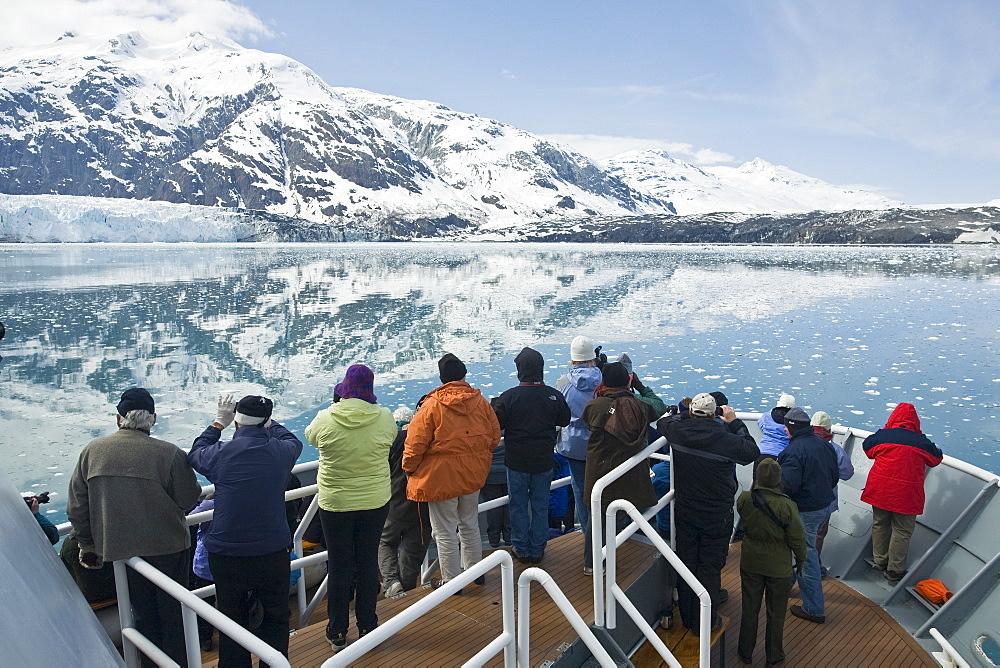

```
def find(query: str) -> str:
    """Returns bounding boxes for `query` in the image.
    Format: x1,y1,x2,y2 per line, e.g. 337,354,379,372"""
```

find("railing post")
182,605,202,668
293,493,320,620
114,560,140,668
606,499,712,667
605,505,618,630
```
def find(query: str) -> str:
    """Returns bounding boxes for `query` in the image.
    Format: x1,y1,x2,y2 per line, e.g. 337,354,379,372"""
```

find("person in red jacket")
861,403,943,583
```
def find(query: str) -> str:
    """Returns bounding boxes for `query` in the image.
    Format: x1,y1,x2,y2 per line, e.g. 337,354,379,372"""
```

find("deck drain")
977,634,1000,665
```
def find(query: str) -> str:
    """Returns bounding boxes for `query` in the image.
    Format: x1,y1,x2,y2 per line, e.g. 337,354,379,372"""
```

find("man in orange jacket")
403,354,501,586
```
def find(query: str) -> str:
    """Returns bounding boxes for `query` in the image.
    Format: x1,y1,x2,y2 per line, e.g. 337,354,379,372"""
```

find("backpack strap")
752,489,788,531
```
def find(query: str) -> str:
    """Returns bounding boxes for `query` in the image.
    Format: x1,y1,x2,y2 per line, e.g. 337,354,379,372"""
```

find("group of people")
50,336,944,668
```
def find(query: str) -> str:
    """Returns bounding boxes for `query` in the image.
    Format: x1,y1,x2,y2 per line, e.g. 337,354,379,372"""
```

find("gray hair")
119,409,155,432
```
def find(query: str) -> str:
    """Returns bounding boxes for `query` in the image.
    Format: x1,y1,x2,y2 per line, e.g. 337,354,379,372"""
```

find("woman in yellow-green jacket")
305,364,396,653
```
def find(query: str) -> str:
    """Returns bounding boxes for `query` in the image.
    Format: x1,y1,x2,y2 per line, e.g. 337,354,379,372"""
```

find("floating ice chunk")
864,390,880,396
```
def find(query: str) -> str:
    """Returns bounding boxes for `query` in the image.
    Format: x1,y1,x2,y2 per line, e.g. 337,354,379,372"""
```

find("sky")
1,0,998,205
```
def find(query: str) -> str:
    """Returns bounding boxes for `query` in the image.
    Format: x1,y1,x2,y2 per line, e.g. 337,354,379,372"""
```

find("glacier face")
603,150,903,215
0,32,671,237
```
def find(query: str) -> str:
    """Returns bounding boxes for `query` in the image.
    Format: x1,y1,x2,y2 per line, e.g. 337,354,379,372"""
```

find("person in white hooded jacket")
555,336,603,540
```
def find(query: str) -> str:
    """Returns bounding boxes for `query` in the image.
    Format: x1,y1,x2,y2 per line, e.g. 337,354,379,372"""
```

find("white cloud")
0,0,271,49
499,69,516,80
543,133,735,165
756,0,1000,162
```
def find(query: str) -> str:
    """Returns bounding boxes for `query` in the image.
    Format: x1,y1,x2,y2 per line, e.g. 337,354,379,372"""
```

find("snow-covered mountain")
603,150,902,215
0,32,671,236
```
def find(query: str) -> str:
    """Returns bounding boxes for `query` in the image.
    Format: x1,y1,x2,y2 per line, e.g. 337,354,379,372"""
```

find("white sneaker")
583,566,593,576
384,581,404,597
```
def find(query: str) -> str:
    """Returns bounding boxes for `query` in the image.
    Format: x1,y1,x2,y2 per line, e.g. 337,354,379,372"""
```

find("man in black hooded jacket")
492,347,571,563
657,392,759,635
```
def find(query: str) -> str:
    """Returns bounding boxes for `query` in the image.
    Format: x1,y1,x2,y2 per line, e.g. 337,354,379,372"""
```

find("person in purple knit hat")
306,364,397,653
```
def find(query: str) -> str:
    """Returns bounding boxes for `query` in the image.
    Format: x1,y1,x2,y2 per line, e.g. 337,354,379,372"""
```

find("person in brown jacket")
403,353,501,586
581,362,660,574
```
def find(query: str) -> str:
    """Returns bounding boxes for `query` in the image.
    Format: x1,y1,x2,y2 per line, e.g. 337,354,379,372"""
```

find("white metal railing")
518,567,615,667
605,499,712,668
418,473,574,587
321,549,516,668
589,434,673,627
114,557,291,668
928,628,972,668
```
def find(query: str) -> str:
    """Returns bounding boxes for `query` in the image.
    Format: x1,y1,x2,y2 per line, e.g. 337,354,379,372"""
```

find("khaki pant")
871,506,916,572
428,491,483,581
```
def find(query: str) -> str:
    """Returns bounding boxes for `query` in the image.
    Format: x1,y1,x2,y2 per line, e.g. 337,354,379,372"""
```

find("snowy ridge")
603,150,902,215
0,32,671,238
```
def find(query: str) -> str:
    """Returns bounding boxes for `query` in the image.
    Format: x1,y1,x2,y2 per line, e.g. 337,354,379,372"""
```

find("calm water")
2,242,998,524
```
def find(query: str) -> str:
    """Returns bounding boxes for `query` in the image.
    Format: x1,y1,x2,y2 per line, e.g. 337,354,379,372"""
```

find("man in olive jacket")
67,387,202,667
736,458,806,667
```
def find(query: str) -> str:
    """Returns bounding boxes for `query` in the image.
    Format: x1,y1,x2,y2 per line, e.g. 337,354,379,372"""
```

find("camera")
22,491,51,507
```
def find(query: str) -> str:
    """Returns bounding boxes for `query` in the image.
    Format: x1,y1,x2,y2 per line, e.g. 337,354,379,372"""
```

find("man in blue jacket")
777,407,839,625
188,395,302,667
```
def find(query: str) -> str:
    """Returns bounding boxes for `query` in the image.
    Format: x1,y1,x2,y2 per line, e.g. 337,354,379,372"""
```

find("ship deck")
201,533,936,667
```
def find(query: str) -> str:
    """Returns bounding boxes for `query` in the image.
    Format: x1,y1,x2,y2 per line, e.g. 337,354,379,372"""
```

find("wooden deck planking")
200,531,655,667
200,535,936,667
713,542,936,668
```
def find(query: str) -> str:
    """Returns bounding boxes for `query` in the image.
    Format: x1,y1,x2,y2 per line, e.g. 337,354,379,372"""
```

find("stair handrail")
321,548,516,668
928,628,971,668
589,434,673,627
605,499,711,668
517,567,616,668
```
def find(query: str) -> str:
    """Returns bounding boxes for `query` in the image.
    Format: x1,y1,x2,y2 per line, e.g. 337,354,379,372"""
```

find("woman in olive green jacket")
736,458,807,667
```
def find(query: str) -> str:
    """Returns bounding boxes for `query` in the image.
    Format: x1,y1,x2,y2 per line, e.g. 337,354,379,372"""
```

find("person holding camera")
555,336,603,544
67,387,202,667
656,392,759,636
24,491,59,544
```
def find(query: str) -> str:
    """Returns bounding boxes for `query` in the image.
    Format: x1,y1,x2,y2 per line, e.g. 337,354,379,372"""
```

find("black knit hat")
117,387,155,416
602,361,630,389
438,353,467,383
236,395,273,419
709,391,729,407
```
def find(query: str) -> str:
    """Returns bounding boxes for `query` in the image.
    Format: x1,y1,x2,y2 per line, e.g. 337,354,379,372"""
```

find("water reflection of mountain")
2,244,998,407
2,243,998,507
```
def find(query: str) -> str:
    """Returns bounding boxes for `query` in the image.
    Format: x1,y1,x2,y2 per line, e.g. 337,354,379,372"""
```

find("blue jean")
507,469,553,558
567,457,589,535
796,507,831,618
651,460,671,534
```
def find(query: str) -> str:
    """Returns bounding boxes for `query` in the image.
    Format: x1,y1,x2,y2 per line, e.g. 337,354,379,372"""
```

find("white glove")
79,545,105,570
215,394,236,429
